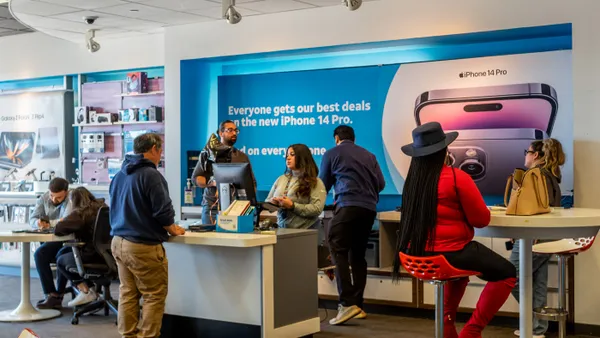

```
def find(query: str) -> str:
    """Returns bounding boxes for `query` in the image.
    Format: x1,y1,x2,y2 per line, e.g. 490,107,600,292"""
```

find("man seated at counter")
31,177,73,309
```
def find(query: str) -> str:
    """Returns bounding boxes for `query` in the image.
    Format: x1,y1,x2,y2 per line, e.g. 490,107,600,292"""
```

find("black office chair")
64,206,118,325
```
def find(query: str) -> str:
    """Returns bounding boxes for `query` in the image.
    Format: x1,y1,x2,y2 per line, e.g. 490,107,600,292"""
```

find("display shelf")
73,123,114,127
113,120,163,125
115,91,164,97
78,76,165,186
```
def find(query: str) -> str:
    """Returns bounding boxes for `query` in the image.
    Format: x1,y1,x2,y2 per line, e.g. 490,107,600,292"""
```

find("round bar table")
0,231,73,322
475,208,600,338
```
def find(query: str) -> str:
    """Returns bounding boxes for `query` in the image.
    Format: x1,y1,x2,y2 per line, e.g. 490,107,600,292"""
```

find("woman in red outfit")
393,122,516,338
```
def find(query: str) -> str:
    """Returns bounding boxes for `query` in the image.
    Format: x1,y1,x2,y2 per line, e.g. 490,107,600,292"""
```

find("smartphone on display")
413,83,557,196
447,128,546,195
414,83,558,135
0,131,36,169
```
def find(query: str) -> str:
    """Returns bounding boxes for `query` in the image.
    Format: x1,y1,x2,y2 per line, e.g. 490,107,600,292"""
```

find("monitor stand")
219,183,232,212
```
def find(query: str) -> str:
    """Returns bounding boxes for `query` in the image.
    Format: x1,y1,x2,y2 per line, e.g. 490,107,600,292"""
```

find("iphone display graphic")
415,83,558,134
414,83,558,195
447,129,546,195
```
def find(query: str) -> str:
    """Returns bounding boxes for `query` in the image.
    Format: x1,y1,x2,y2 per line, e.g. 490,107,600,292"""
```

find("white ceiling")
8,0,379,43
0,3,33,38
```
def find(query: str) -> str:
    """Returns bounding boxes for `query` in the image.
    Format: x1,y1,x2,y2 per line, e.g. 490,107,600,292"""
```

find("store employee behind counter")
192,120,256,225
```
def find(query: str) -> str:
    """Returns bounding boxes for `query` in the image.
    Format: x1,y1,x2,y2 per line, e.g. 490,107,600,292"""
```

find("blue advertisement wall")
181,24,572,210
218,65,400,194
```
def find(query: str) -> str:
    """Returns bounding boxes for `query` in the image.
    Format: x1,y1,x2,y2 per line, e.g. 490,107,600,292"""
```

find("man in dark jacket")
319,125,385,325
192,120,255,224
110,133,185,338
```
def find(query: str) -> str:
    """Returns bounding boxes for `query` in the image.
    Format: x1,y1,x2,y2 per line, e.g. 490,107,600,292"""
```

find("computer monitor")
212,163,256,211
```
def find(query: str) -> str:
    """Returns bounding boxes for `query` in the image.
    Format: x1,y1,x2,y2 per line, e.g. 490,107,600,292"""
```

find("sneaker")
329,304,361,325
36,295,63,310
68,289,98,307
355,310,367,319
514,330,545,338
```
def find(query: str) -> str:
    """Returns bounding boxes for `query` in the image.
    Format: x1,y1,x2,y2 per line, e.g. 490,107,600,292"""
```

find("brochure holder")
216,210,256,233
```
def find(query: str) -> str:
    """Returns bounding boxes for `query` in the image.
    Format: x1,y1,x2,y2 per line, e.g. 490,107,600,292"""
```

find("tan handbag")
504,167,550,216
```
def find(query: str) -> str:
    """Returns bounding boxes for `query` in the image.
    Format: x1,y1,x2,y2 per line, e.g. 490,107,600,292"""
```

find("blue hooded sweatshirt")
109,154,175,244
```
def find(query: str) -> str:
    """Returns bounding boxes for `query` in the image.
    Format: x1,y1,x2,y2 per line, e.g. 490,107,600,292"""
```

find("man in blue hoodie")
109,132,185,338
319,125,385,326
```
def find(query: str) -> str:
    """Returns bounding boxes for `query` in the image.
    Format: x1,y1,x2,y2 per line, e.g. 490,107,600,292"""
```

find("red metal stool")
532,236,596,338
400,252,480,338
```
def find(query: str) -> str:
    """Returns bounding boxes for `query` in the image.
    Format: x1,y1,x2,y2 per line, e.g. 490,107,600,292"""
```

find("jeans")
327,206,376,308
56,252,84,285
33,242,71,295
510,243,551,335
201,205,218,225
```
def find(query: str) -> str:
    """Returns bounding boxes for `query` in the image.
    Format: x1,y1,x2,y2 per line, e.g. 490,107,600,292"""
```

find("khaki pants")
112,236,168,338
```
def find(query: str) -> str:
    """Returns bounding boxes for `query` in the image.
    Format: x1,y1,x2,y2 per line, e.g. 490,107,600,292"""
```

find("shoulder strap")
452,168,471,227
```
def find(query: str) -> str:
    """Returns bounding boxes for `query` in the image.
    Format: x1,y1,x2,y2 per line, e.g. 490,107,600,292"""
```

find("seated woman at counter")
54,187,107,307
393,122,516,338
267,143,326,229
510,138,566,338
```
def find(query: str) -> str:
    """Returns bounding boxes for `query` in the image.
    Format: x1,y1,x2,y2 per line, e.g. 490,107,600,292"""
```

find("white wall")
164,0,600,325
0,32,164,81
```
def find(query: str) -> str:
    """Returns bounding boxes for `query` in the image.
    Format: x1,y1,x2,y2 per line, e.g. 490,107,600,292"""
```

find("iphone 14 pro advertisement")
218,50,573,201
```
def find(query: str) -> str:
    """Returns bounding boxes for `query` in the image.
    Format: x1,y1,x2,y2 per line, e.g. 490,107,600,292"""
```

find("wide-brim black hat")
401,122,459,158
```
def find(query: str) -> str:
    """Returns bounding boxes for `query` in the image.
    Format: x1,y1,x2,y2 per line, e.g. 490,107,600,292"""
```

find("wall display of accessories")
74,74,165,186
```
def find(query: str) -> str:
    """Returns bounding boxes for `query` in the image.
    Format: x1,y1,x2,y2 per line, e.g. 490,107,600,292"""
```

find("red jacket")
431,166,491,252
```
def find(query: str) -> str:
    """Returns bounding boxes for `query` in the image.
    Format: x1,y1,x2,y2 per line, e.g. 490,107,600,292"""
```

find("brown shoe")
37,295,63,310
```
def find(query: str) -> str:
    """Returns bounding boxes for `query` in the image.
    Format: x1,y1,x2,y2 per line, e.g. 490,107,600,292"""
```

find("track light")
223,0,242,24
85,29,100,53
342,0,362,11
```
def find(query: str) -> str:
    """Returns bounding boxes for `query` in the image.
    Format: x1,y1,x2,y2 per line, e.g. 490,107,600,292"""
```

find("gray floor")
0,275,594,338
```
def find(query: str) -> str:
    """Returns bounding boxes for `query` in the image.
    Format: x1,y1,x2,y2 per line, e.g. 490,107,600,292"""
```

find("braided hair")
392,148,447,280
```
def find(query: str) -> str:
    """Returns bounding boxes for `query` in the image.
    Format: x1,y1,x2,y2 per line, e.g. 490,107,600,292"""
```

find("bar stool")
532,236,596,338
399,252,480,338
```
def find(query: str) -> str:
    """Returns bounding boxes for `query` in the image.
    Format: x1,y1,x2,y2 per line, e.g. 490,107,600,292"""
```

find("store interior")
1,0,600,337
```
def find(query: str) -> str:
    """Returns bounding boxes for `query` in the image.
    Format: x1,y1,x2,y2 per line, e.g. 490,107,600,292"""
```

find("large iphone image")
414,83,558,195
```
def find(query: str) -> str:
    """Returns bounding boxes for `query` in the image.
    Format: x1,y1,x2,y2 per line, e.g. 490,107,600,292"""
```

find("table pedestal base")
0,302,61,322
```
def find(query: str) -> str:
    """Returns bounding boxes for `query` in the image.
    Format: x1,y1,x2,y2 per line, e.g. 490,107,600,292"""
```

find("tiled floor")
0,275,594,337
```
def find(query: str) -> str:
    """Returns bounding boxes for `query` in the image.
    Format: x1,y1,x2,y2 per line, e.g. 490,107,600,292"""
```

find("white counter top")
0,231,74,243
378,208,600,227
167,231,277,248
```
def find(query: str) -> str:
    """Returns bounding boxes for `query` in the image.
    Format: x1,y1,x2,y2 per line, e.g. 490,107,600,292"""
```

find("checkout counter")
161,228,320,338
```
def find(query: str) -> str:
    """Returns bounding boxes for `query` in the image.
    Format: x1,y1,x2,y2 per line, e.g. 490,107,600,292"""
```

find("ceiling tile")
101,17,162,30
36,0,129,10
238,0,316,13
10,0,78,16
0,5,12,19
0,31,31,38
36,27,83,41
135,0,220,11
17,13,91,33
143,11,212,25
0,18,30,30
94,3,176,19
190,6,262,19
50,10,150,27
